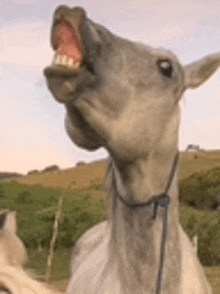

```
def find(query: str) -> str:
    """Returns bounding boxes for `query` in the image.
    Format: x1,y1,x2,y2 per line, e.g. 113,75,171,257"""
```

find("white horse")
0,210,61,294
44,5,219,293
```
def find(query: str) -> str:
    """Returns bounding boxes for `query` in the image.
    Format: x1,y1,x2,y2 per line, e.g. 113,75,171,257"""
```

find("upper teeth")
53,54,80,70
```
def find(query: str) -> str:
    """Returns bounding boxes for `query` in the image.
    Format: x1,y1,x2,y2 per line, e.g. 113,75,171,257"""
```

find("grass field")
179,151,220,180
14,163,107,190
2,150,220,292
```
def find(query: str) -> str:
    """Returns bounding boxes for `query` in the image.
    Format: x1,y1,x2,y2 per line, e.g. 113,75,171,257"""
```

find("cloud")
0,114,108,173
180,118,220,150
142,26,190,47
34,77,45,87
179,71,220,150
0,142,74,174
1,0,220,69
12,0,39,3
124,0,220,22
0,113,74,173
92,1,220,47
0,22,53,68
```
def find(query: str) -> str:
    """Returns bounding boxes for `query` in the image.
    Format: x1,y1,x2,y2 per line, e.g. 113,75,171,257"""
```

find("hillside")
13,163,107,190
2,150,220,190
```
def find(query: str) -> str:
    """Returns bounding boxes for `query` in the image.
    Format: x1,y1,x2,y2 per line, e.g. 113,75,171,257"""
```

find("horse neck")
107,152,182,293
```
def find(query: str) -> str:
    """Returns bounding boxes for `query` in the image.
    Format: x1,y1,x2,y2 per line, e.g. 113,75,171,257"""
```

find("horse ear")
184,53,220,89
0,211,17,234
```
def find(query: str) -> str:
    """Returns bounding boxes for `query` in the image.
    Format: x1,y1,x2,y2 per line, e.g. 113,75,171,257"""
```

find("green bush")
179,167,220,265
27,169,39,176
179,167,220,210
180,205,220,266
0,183,106,249
42,165,60,173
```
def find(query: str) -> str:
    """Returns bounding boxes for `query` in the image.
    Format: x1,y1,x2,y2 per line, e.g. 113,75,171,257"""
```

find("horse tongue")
55,24,83,64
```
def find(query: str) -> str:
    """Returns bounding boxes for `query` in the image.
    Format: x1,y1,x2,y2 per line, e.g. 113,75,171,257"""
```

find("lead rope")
155,153,179,294
155,197,170,294
113,153,179,294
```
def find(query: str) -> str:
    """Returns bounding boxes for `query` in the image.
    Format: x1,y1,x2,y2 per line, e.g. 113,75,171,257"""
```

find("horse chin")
44,65,82,103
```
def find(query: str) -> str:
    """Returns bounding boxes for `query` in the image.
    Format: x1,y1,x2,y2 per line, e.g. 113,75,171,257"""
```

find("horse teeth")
68,58,74,67
71,63,80,69
54,54,60,65
61,55,68,65
53,54,80,70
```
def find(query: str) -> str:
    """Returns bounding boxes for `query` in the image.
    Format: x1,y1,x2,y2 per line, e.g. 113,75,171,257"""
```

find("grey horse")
44,6,219,293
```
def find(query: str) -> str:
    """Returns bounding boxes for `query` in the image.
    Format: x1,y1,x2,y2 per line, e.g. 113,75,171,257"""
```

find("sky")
0,0,220,173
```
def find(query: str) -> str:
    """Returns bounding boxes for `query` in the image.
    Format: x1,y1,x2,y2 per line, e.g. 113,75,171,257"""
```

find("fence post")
45,193,63,281
45,184,73,281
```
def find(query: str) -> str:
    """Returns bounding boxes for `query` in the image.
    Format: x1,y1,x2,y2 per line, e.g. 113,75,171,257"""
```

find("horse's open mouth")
44,7,90,77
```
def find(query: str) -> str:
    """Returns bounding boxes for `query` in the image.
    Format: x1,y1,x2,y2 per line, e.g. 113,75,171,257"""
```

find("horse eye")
158,60,172,78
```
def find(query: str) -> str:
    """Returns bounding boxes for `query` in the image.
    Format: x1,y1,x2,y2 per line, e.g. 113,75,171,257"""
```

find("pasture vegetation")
1,169,220,265
0,184,106,249
0,154,220,292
